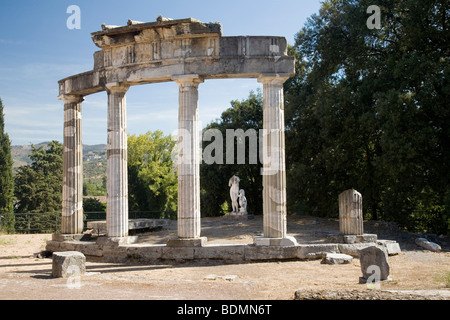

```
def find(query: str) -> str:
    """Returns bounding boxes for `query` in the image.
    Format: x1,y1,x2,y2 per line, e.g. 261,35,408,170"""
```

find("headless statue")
228,175,240,214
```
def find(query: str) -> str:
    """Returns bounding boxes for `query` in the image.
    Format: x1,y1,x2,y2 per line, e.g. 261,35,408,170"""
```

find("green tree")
13,141,63,233
200,90,263,216
127,130,177,217
83,197,106,212
0,98,15,233
14,141,63,213
285,0,449,233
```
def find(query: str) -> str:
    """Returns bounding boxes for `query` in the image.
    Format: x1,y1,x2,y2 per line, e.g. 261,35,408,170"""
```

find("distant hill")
11,142,51,170
11,142,107,171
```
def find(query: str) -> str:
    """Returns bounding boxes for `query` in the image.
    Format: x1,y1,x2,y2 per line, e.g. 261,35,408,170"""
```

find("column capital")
172,74,204,87
257,73,291,85
105,82,130,93
58,94,84,103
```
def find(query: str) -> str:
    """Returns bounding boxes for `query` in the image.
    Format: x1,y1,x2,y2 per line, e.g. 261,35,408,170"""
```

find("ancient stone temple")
57,17,295,247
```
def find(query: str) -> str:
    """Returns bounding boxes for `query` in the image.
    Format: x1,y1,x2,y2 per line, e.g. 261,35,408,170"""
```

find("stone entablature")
58,17,294,97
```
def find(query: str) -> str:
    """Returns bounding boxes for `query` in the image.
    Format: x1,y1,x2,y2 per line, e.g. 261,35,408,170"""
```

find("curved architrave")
59,35,294,96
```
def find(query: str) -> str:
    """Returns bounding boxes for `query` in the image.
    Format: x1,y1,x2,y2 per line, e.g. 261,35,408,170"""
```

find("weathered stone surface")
52,251,86,278
162,246,195,260
126,244,162,261
339,189,363,235
96,236,138,247
60,95,84,235
194,245,245,261
415,238,441,252
356,234,377,243
321,253,353,265
106,83,129,238
174,75,203,239
253,236,297,247
343,234,377,244
359,245,390,281
298,244,340,259
259,75,289,239
74,242,103,257
377,240,401,256
245,245,298,260
338,243,373,257
45,240,61,252
166,237,207,247
59,18,294,97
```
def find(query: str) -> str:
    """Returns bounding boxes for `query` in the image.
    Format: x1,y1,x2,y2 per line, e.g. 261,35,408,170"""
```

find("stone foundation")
45,234,400,263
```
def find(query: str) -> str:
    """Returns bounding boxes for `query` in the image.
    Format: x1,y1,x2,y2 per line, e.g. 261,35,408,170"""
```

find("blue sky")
0,0,322,145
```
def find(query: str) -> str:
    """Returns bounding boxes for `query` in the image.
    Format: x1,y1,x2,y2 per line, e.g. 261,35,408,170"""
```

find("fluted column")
168,75,206,246
59,94,84,234
106,82,130,237
256,74,297,246
339,189,364,235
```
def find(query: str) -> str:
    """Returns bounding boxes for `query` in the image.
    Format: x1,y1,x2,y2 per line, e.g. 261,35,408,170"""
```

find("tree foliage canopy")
285,0,449,234
0,98,15,232
14,141,63,213
127,130,177,216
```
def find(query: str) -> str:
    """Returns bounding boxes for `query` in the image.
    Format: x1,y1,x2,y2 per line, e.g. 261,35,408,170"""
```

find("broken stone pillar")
106,82,130,237
255,74,296,246
359,245,390,281
339,189,363,235
59,94,84,234
170,75,205,245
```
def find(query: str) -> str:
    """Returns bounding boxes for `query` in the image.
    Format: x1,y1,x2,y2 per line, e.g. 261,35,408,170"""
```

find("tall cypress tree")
0,98,15,233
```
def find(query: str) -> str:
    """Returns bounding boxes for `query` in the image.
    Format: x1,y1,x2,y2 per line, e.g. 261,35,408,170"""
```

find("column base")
254,236,298,247
96,236,138,246
167,237,207,247
52,233,90,242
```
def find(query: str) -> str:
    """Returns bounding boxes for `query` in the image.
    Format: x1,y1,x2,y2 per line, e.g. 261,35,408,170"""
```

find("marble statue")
238,189,247,215
228,175,240,214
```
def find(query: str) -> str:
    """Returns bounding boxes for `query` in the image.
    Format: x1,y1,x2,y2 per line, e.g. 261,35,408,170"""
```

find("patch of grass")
434,272,450,288
0,237,17,245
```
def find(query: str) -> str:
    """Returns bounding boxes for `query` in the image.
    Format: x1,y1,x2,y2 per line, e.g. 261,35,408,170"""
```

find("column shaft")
60,94,84,234
106,83,129,237
174,75,203,239
259,76,288,239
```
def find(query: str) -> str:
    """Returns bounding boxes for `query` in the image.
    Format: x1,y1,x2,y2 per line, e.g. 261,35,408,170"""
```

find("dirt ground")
0,215,449,301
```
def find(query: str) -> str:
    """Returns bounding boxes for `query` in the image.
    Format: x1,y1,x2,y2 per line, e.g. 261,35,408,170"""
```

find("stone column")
168,75,206,247
255,74,297,246
59,94,84,234
106,82,130,238
339,189,363,235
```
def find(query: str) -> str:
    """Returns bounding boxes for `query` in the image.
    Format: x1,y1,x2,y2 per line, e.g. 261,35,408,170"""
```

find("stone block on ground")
321,253,353,264
52,251,86,278
359,245,390,281
415,238,441,252
377,240,401,255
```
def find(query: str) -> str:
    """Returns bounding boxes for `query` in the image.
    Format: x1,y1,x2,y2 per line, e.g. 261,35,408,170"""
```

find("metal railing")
0,210,177,234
